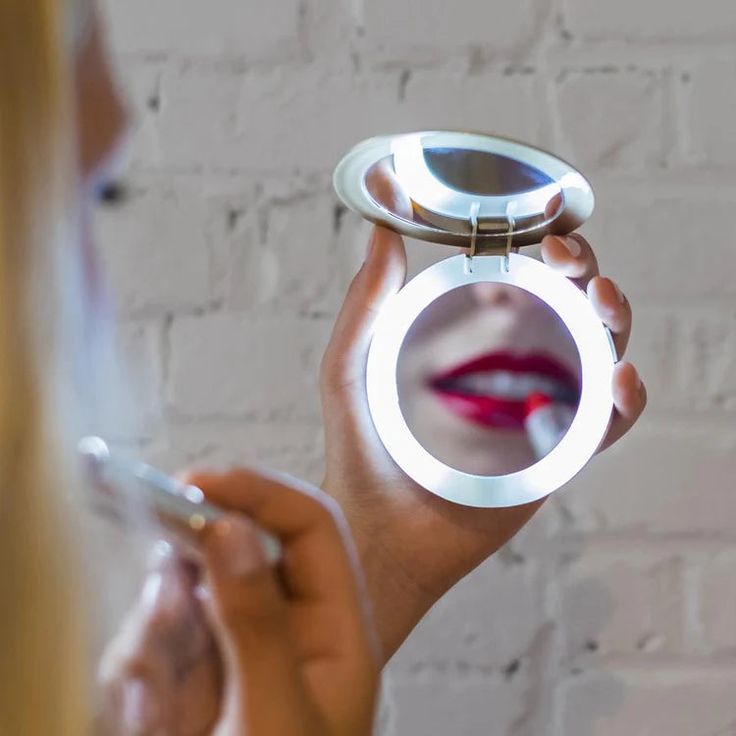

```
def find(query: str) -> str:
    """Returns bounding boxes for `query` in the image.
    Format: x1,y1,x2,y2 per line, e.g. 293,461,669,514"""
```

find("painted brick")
696,550,736,655
559,670,736,736
227,190,366,315
557,549,688,660
583,185,736,302
382,672,532,736
683,59,736,168
553,70,669,171
114,321,165,440
563,0,736,41
558,422,736,535
167,312,331,420
96,184,215,317
158,68,539,173
156,66,402,172
102,0,303,61
391,557,546,672
401,70,540,142
363,0,537,59
144,418,326,485
629,306,736,415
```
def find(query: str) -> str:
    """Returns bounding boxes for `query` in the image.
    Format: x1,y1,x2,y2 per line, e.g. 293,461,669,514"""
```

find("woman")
0,1,645,734
0,2,379,735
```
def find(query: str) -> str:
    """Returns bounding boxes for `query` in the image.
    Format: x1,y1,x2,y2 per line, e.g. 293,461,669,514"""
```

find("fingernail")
212,516,266,577
612,280,626,304
194,583,212,604
559,234,582,258
636,372,644,391
122,679,159,734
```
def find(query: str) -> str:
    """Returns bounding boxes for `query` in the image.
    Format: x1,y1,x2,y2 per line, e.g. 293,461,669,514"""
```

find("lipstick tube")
524,392,577,460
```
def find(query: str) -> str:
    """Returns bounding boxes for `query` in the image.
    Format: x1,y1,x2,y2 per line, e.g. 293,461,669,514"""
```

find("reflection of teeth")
451,371,573,401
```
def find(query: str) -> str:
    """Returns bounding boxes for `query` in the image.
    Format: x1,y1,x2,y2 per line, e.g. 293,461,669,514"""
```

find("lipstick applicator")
524,392,576,460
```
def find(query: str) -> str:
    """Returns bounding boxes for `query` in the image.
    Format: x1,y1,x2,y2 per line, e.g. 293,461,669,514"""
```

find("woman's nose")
471,282,521,307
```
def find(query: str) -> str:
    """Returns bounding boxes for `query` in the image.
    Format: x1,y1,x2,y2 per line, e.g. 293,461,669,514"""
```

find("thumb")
202,514,310,731
320,225,407,473
321,160,410,407
321,226,406,394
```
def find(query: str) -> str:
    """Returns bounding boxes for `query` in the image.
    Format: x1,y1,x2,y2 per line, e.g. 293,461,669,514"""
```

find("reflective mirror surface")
397,283,581,476
422,147,556,196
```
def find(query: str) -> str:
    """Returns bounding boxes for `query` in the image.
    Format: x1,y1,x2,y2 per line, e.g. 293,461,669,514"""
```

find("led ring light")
367,254,617,508
335,131,616,508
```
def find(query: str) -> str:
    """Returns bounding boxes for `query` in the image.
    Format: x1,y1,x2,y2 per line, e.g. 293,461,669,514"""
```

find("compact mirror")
334,131,615,508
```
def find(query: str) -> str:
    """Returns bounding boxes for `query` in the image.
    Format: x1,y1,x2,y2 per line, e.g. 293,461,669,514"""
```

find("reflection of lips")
429,351,580,430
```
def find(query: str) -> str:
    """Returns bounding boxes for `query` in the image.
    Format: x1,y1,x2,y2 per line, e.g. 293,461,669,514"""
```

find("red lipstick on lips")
428,351,580,431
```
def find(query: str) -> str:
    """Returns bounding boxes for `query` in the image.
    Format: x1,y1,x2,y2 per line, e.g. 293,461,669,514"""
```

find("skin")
84,4,647,732
396,282,582,475
76,11,379,736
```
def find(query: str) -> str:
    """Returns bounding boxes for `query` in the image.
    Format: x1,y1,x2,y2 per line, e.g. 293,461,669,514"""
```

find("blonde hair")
0,0,90,733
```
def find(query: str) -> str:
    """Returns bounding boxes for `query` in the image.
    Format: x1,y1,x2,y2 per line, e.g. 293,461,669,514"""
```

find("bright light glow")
366,254,616,508
78,435,110,460
391,132,564,221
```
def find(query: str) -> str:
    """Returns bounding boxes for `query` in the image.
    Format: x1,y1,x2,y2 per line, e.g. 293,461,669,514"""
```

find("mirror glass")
421,147,556,196
397,283,582,476
365,153,563,239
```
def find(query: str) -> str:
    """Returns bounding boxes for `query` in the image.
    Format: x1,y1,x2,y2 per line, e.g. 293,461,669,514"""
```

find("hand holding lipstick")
100,470,379,736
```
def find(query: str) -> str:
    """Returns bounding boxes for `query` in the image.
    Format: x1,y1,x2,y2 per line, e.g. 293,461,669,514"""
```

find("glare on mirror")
421,147,555,196
365,148,565,239
397,283,582,477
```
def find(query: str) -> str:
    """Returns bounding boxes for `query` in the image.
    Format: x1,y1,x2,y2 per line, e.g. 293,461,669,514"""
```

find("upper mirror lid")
333,131,595,253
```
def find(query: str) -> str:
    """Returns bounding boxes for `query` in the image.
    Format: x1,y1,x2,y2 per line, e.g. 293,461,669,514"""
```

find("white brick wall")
99,0,736,732
684,59,736,167
563,0,736,41
104,0,304,61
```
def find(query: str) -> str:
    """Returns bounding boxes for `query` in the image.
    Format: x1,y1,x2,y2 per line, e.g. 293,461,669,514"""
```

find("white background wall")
97,1,736,733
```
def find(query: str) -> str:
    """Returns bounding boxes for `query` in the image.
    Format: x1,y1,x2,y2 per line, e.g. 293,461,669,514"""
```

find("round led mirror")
334,131,614,508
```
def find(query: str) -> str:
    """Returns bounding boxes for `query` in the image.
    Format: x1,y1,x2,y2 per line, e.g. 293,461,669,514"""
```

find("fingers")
320,225,407,399
319,221,408,481
364,157,413,217
599,362,647,452
191,471,379,733
587,276,632,357
541,232,599,287
201,514,316,734
186,470,372,648
541,231,632,358
99,554,218,736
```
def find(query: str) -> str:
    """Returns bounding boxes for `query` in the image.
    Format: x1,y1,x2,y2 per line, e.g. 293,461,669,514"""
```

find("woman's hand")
320,168,647,662
100,469,379,736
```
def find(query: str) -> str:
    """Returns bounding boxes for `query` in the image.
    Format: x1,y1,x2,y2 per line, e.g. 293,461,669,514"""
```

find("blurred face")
74,9,128,189
73,6,129,296
397,282,581,476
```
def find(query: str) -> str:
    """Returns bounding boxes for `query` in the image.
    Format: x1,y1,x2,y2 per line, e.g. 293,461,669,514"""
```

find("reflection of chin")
398,383,537,477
